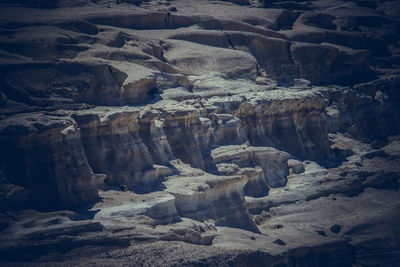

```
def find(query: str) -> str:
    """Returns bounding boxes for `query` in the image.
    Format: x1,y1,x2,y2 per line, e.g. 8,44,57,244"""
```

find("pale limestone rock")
164,39,258,80
95,191,179,225
164,161,259,233
211,144,290,188
287,159,305,175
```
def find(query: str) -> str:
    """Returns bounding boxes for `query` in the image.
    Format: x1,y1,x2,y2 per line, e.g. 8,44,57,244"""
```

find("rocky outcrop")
71,109,173,191
290,42,374,85
0,113,104,209
323,74,400,142
347,75,400,140
165,161,259,233
0,62,129,106
88,11,200,30
0,0,400,265
0,89,331,209
210,144,290,189
228,93,333,161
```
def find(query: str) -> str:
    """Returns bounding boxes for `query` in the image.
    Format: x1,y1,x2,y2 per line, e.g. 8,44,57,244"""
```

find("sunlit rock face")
0,0,400,266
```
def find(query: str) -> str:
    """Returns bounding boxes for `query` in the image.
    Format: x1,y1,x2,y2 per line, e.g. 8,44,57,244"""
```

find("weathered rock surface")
0,0,399,266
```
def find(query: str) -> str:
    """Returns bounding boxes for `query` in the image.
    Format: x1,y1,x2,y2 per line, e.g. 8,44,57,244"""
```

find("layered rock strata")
0,0,399,266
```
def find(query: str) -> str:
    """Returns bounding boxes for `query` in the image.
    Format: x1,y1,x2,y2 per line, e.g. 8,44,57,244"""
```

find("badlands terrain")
0,0,400,266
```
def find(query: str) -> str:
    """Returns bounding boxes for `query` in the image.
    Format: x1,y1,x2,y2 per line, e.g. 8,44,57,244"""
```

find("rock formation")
0,0,399,266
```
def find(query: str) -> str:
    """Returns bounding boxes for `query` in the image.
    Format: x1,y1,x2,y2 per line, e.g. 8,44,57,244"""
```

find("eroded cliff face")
0,0,399,266
0,114,104,209
0,90,331,214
